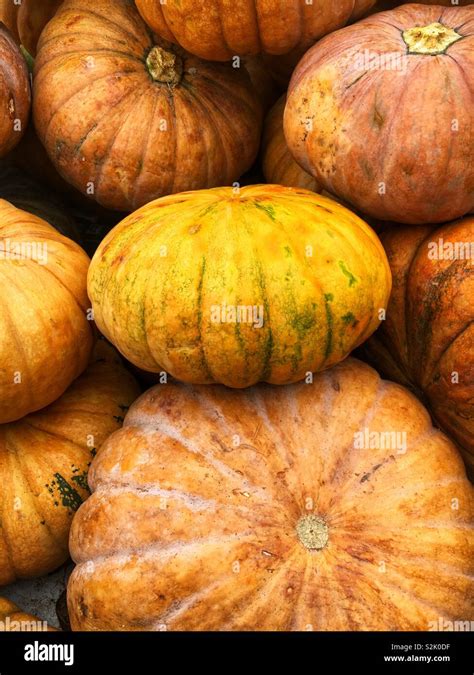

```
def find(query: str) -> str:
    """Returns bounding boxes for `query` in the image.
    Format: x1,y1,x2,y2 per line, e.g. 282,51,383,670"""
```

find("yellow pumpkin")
0,199,93,423
68,358,474,631
88,185,391,388
0,341,140,586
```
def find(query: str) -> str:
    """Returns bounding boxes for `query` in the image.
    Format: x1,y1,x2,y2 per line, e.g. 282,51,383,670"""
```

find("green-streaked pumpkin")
88,185,392,388
0,341,140,586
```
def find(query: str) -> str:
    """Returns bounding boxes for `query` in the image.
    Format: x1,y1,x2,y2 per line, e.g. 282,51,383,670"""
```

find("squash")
0,341,140,586
262,95,320,192
0,22,30,157
0,597,58,631
0,199,94,423
67,357,474,631
284,4,474,224
33,0,264,212
135,0,377,61
0,0,63,56
361,216,474,479
88,184,391,388
0,162,81,242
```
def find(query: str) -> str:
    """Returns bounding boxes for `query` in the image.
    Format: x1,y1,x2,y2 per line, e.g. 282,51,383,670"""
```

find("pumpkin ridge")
132,87,159,204
424,318,474,390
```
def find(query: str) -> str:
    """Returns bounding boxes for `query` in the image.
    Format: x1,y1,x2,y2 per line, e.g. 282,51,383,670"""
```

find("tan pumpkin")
361,216,474,478
0,22,30,157
262,95,320,192
0,597,58,631
33,0,263,212
284,4,474,224
88,184,391,388
68,358,474,631
0,199,94,424
0,0,63,56
0,341,140,586
135,0,376,61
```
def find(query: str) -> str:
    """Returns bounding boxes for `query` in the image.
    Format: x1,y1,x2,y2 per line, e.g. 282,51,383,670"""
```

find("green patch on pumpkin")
338,261,357,287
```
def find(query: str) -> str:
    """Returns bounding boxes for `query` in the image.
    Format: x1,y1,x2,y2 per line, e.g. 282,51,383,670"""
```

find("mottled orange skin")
0,199,93,423
68,358,474,631
0,341,140,585
263,95,320,192
0,597,58,631
0,23,29,157
361,217,474,479
284,4,474,224
33,0,263,212
88,184,391,388
136,0,376,61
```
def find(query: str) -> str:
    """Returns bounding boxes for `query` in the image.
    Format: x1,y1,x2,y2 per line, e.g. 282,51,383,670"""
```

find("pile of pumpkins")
0,0,472,632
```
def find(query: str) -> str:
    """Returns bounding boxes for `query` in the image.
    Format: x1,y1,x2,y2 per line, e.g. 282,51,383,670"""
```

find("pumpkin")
0,341,140,586
0,597,58,631
284,4,474,224
33,0,264,213
0,22,30,157
360,216,474,479
0,0,63,56
263,95,320,193
88,184,391,388
0,199,94,424
0,162,81,242
67,357,474,631
135,0,377,62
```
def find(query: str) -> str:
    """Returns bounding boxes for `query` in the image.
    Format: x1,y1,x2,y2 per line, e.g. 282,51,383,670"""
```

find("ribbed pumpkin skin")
362,217,474,478
88,185,391,388
284,5,474,224
0,0,63,56
263,96,320,192
135,0,376,61
0,342,140,586
0,23,30,157
33,0,263,212
0,200,93,423
68,358,474,631
0,597,58,631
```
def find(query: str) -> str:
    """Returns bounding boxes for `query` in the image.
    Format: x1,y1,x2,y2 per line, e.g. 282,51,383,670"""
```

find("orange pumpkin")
0,199,94,423
0,22,30,157
33,0,263,212
0,597,58,631
135,0,376,61
88,185,391,388
0,341,140,586
67,358,474,631
361,216,474,478
0,0,63,56
284,4,474,224
262,95,320,192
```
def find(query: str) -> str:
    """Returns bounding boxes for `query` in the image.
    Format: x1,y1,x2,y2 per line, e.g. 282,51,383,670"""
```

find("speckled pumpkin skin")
0,199,94,423
284,4,474,224
33,0,263,212
362,217,474,478
0,342,140,586
135,0,376,61
0,597,58,631
88,185,391,388
67,358,474,631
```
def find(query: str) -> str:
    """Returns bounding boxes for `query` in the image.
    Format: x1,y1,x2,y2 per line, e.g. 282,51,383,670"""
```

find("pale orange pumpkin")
0,199,94,423
0,597,58,631
68,358,474,631
0,341,140,586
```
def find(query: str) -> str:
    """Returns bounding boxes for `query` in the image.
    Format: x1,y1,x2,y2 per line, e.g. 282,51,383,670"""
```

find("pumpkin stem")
296,515,328,550
146,46,183,86
402,22,462,55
